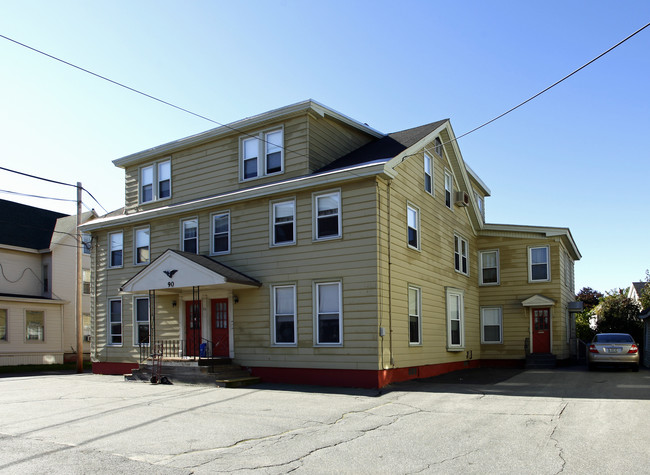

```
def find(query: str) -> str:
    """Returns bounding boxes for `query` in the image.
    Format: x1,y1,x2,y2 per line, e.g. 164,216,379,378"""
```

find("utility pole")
76,182,83,373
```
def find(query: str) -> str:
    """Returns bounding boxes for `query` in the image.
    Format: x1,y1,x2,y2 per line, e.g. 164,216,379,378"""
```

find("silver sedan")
588,333,640,371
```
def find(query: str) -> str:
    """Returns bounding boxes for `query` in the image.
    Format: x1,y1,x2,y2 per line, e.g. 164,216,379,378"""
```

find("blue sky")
1,1,649,294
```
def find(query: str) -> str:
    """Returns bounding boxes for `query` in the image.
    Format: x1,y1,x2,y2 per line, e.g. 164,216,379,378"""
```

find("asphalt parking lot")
0,366,649,474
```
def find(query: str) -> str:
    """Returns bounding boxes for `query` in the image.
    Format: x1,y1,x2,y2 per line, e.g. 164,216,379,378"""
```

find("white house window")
134,227,150,265
454,235,469,275
108,232,123,268
315,281,342,345
272,285,296,345
212,212,230,254
25,310,44,341
474,192,485,221
82,269,91,294
134,297,150,346
408,285,421,345
446,288,464,349
314,191,341,240
140,160,171,203
272,200,295,246
529,246,550,282
479,250,499,285
424,153,433,195
241,129,284,180
444,171,453,208
82,233,92,254
407,204,420,250
434,137,443,157
109,299,122,345
481,307,502,344
182,218,199,254
0,308,7,341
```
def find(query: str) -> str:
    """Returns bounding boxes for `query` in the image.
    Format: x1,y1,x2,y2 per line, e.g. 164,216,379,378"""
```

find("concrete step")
124,360,259,387
526,353,557,369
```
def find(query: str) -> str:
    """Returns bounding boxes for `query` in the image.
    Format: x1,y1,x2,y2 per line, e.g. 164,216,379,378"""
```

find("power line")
0,188,77,203
0,166,108,213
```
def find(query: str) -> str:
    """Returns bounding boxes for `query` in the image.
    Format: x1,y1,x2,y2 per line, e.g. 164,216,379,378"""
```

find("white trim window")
211,212,230,255
134,297,150,346
140,159,171,203
407,204,420,250
529,246,550,282
479,250,499,285
0,308,7,341
134,227,150,265
314,191,341,240
25,310,45,342
444,171,453,209
481,307,502,344
272,285,297,345
108,231,123,268
424,153,433,195
474,192,485,222
408,285,421,345
446,288,464,349
82,269,91,294
271,200,296,246
315,281,342,345
109,298,122,346
241,129,284,180
181,218,199,254
454,234,469,275
434,137,443,157
82,232,92,255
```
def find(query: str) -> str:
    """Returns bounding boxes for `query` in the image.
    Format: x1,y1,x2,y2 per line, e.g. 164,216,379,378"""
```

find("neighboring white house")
0,199,95,365
628,281,650,368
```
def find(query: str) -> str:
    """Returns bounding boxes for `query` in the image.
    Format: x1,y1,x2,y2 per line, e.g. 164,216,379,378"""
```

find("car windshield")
594,334,633,343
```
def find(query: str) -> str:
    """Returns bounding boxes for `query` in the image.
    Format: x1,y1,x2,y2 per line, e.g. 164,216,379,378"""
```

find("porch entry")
185,300,202,357
211,298,229,357
532,307,551,353
185,299,230,357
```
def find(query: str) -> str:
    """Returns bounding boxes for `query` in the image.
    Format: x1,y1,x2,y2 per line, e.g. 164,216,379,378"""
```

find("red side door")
532,307,551,353
211,299,229,357
185,300,201,357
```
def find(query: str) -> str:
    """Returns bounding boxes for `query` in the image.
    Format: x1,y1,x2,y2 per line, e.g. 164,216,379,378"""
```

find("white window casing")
446,288,464,349
241,128,284,181
315,281,342,345
481,306,502,344
272,284,297,345
313,191,341,241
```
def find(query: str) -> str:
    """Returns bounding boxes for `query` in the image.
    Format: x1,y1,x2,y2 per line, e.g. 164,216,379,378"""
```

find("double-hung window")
446,288,464,349
481,307,502,344
529,246,550,282
479,250,499,285
134,227,150,265
0,309,7,341
82,269,91,294
314,191,341,240
434,137,443,157
315,281,342,345
212,212,230,254
407,204,420,250
140,160,171,203
82,233,92,254
109,299,122,345
272,285,296,345
444,171,453,209
424,153,433,195
25,310,45,341
454,235,469,275
241,129,284,180
408,286,421,345
134,297,150,345
272,200,295,246
182,218,199,254
108,232,123,268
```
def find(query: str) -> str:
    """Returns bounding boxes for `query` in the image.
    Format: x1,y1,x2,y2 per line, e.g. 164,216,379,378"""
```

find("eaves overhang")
81,160,393,232
481,223,582,260
112,99,384,168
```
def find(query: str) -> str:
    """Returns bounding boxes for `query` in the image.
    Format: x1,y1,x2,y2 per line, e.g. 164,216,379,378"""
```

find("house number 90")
168,281,175,287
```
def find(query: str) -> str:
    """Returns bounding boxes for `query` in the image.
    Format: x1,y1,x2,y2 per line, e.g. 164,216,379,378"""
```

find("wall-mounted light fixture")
172,300,177,308
233,295,239,304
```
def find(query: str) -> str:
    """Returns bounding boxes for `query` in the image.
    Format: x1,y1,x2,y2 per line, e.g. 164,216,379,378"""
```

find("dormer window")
140,159,171,203
241,129,284,180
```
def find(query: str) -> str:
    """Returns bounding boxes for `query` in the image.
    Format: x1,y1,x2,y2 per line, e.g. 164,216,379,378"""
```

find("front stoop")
124,358,260,387
525,353,557,369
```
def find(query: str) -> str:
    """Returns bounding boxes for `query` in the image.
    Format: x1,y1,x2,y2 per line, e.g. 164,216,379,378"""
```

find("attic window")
241,128,284,181
434,138,443,157
140,159,171,204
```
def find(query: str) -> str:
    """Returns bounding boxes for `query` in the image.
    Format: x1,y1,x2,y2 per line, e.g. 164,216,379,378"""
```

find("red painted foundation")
92,361,140,375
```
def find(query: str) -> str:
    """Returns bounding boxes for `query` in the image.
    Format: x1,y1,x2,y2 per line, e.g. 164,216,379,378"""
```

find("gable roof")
0,199,68,250
317,120,448,173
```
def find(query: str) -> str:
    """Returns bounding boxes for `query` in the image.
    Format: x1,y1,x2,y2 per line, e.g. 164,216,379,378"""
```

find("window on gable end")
407,204,420,250
454,234,469,275
434,137,444,157
424,153,433,195
444,171,453,209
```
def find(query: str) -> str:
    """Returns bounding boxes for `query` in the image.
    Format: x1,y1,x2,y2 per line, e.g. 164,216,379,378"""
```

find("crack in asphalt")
549,402,569,474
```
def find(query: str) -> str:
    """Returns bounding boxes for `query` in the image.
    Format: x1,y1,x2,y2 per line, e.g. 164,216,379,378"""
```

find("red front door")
185,300,202,357
211,299,229,357
532,308,551,353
